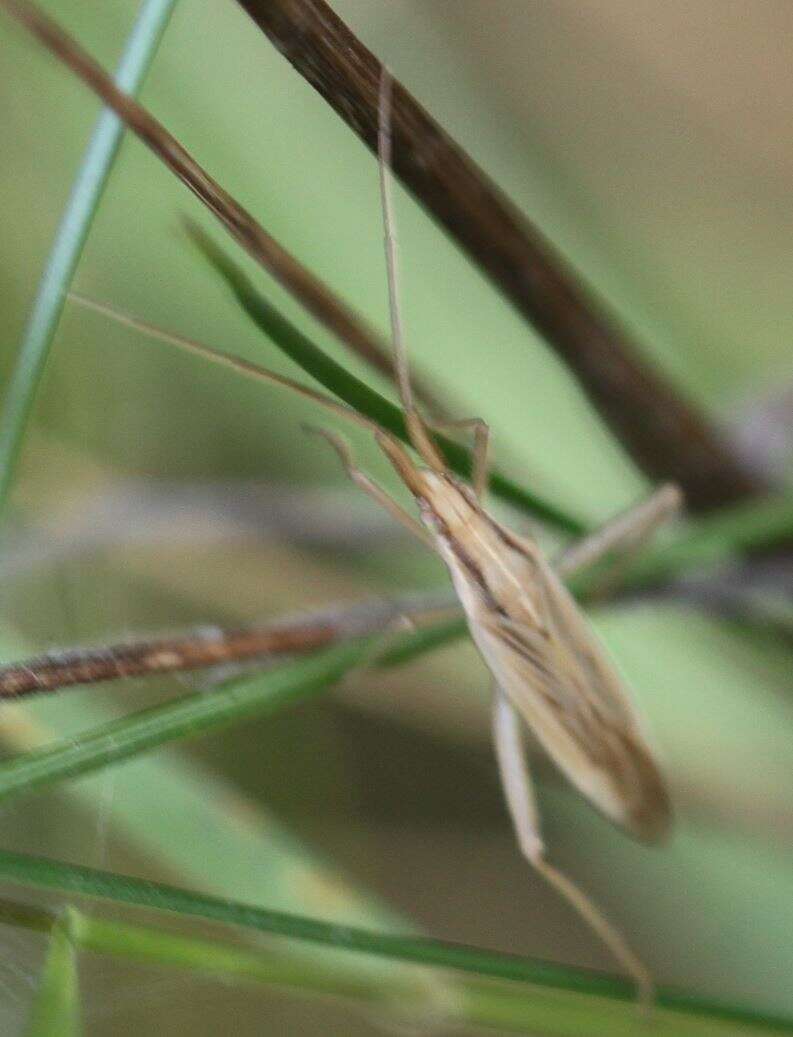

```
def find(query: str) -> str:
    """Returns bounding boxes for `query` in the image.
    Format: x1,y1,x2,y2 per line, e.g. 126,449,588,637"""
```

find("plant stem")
0,637,377,800
234,0,765,511
23,914,82,1037
189,230,584,533
0,0,177,520
0,856,788,1035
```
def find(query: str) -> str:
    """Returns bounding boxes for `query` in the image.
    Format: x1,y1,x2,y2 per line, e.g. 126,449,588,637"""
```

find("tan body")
376,432,678,1002
380,435,671,843
415,468,670,843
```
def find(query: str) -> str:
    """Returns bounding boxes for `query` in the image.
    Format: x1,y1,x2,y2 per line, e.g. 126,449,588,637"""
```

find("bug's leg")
303,425,433,548
430,417,491,501
491,686,654,1006
555,483,682,582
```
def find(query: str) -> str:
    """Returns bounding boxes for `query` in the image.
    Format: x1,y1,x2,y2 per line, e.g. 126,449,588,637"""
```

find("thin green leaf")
0,626,439,995
0,851,788,1035
0,0,178,519
188,226,587,537
0,637,376,801
4,901,774,1036
617,493,793,592
24,915,81,1037
64,909,429,1010
0,897,437,1028
379,616,467,668
0,613,477,806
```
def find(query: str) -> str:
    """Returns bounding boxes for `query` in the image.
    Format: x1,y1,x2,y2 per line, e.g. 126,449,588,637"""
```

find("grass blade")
0,637,375,801
189,227,587,536
4,898,786,1035
64,909,434,1014
23,916,81,1037
0,850,789,1035
0,615,475,805
0,623,439,999
617,493,793,591
0,0,177,518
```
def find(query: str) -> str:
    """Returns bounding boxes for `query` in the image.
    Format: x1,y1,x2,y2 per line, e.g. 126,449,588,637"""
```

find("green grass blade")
618,493,793,592
0,615,477,806
0,625,437,996
379,616,467,667
189,227,587,536
0,0,177,519
64,909,430,1011
7,900,786,1036
0,850,788,1035
0,637,376,801
23,916,82,1037
562,491,793,605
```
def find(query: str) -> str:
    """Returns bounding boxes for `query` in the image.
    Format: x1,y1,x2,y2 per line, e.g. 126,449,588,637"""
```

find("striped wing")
472,545,671,842
416,470,671,842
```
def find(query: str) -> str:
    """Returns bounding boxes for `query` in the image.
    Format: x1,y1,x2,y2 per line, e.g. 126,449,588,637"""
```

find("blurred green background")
2,1,793,1033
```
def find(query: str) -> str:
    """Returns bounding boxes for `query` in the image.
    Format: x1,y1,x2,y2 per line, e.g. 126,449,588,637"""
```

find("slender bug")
1,0,684,1005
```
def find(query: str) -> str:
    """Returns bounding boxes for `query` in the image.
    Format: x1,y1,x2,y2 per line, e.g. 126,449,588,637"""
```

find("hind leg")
491,686,653,1005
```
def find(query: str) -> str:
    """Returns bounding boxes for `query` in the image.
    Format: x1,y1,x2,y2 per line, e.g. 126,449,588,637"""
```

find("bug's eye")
417,500,442,527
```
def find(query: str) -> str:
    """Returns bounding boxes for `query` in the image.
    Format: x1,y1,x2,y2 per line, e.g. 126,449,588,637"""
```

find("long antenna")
68,293,378,436
377,66,445,472
377,67,412,413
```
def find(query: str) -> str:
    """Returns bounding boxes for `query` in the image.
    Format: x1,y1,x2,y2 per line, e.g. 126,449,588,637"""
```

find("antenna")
377,66,444,471
377,67,412,412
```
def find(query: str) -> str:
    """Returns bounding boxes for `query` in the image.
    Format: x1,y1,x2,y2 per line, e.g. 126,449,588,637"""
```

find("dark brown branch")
235,0,767,512
0,624,335,698
0,592,458,700
0,0,448,416
10,542,789,699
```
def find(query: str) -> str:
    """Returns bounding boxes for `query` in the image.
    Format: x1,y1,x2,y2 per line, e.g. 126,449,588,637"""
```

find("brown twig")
0,625,333,698
0,0,449,417
6,537,793,700
0,592,459,700
235,0,768,512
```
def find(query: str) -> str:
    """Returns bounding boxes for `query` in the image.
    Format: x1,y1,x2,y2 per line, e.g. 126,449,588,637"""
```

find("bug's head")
374,429,434,499
412,469,483,539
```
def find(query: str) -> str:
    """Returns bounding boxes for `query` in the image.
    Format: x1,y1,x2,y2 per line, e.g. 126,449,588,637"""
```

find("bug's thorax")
415,470,545,624
374,427,536,612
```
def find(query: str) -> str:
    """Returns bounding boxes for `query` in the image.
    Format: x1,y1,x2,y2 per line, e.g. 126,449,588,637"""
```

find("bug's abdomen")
419,477,672,844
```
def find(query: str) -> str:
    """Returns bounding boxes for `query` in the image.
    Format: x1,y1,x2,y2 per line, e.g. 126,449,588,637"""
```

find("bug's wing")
473,550,671,844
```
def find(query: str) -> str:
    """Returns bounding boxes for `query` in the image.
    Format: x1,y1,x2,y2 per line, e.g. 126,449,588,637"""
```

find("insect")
320,72,679,1003
2,0,682,1005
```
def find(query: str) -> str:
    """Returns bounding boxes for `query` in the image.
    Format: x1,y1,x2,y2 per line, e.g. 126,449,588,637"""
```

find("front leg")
429,416,491,502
